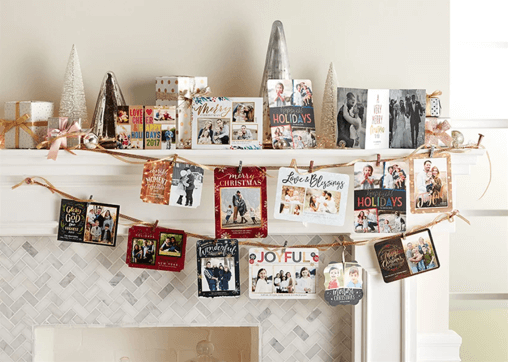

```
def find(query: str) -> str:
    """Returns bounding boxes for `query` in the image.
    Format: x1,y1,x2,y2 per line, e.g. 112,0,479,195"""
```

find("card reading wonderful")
249,247,319,299
57,199,120,247
214,167,268,239
274,168,349,226
126,225,186,272
197,239,240,298
374,228,439,283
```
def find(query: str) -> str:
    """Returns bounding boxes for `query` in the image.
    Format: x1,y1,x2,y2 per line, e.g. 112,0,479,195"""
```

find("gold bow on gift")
178,86,212,109
425,118,452,147
0,114,46,149
425,90,442,114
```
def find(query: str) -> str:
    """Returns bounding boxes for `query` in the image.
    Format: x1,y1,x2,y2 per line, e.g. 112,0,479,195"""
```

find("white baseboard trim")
417,330,462,362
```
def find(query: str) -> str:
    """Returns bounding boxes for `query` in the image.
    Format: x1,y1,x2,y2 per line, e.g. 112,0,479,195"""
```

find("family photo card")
169,162,204,208
274,167,349,226
197,239,240,298
192,97,263,150
57,199,120,247
268,79,316,149
323,261,364,306
249,247,319,299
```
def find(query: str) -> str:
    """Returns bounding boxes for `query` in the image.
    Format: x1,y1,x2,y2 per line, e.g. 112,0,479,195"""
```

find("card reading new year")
249,247,319,299
274,168,349,226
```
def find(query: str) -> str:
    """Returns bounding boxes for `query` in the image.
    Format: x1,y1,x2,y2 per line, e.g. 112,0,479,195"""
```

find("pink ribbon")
425,118,452,147
47,118,81,160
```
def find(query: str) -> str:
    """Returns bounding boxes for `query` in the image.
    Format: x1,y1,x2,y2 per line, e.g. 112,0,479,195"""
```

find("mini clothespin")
429,145,435,158
308,160,314,173
89,195,93,200
290,159,297,169
282,240,288,254
375,154,381,167
477,133,484,147
151,220,159,231
237,160,243,174
401,232,406,240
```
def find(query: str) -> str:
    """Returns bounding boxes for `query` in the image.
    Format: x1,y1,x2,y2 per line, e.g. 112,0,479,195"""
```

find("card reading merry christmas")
323,261,364,305
353,161,407,233
126,226,186,272
268,79,316,149
214,167,268,239
57,199,119,247
197,239,240,298
248,247,319,299
374,228,439,283
274,168,349,226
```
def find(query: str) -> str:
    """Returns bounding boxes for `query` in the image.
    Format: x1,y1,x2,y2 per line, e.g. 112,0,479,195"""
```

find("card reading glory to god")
274,168,349,226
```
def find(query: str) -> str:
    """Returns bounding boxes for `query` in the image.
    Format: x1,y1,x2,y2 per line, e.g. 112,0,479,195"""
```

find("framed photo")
168,162,204,208
197,239,240,298
409,153,452,213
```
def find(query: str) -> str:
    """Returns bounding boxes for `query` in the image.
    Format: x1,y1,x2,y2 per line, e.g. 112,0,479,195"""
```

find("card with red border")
126,225,186,272
214,167,268,239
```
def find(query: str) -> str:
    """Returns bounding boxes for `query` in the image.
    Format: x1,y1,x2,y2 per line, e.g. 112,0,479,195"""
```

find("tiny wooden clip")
282,240,288,254
290,159,297,169
151,220,159,231
89,195,93,200
238,160,243,174
429,145,435,158
376,154,381,167
308,160,314,173
477,133,484,147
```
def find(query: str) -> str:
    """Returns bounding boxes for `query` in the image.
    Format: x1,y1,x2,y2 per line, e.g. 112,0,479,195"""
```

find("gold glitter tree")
319,62,338,148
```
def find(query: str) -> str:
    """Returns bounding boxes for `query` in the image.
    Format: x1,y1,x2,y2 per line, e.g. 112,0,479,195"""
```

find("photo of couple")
197,118,230,145
232,102,255,122
324,263,363,290
251,266,316,295
220,188,262,229
84,204,118,245
159,233,183,258
389,89,426,149
131,238,156,265
201,257,235,292
412,156,450,211
169,162,204,208
232,124,257,141
304,189,340,214
403,235,439,275
336,88,367,148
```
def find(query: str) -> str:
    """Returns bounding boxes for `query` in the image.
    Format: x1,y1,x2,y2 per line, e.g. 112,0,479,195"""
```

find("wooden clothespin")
282,240,288,254
89,195,93,201
308,160,314,173
290,159,297,169
376,154,381,167
477,133,484,147
151,220,159,231
237,160,243,174
429,145,435,158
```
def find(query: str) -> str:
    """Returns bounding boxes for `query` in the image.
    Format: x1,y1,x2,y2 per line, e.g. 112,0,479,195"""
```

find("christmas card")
323,261,364,305
140,160,172,205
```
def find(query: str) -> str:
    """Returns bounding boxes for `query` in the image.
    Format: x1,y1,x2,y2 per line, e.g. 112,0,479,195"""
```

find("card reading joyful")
192,97,263,150
274,168,349,226
249,247,319,299
126,225,186,272
140,160,172,205
197,239,240,298
214,167,268,239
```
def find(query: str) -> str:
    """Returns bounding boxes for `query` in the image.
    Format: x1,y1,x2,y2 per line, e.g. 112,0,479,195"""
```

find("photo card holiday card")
116,105,132,149
268,79,316,149
169,162,204,208
374,228,439,283
353,161,407,233
197,239,240,298
57,199,120,247
126,225,186,272
140,160,172,205
248,247,319,299
154,105,177,150
323,261,364,305
192,97,263,150
214,167,267,239
409,153,452,214
274,167,349,226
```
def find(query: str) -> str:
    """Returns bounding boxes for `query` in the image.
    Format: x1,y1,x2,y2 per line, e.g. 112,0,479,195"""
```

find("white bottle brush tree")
59,44,88,120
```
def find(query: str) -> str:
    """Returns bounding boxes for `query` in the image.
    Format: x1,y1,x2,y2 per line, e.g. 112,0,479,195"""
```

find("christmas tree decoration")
259,20,291,147
83,132,99,149
59,45,88,121
323,260,364,306
90,71,126,148
319,62,338,149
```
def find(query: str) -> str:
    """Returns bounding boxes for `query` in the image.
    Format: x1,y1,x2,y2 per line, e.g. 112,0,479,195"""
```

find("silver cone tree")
259,20,291,147
319,62,338,148
59,45,88,120
90,71,126,148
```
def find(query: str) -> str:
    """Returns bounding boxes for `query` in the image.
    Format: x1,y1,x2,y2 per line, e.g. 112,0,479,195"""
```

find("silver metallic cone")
259,20,291,147
90,71,126,147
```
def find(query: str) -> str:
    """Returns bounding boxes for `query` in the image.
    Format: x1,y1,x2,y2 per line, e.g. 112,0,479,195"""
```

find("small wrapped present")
426,90,442,117
2,101,53,149
155,76,209,149
425,117,452,147
47,117,82,148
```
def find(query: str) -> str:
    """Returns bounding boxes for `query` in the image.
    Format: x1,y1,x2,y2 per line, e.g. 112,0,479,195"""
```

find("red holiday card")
126,225,186,272
214,167,268,239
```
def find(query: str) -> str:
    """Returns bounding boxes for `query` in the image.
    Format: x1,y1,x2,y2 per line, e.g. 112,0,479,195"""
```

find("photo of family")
197,118,230,145
159,233,183,258
354,208,379,233
271,125,293,149
292,79,314,107
232,124,257,141
354,162,383,190
378,211,406,233
169,162,204,208
201,257,235,292
389,89,426,149
161,125,175,149
251,266,316,294
154,106,176,123
84,203,119,245
267,79,293,107
291,127,316,148
382,162,407,190
336,88,368,148
220,188,262,229
403,233,439,275
304,189,340,214
232,102,255,122
130,238,156,265
116,125,132,149
411,155,451,212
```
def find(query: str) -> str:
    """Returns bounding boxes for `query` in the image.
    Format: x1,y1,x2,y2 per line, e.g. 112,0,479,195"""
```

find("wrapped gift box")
426,98,441,117
47,117,82,148
155,76,208,149
3,101,54,149
425,117,452,147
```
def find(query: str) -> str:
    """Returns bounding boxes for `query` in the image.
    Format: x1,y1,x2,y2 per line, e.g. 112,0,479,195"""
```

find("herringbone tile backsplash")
0,235,352,362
